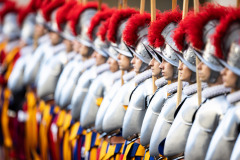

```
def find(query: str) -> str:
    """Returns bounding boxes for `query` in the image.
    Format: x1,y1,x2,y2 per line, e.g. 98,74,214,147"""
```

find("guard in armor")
120,12,154,159
147,10,188,158
140,13,169,159
205,8,240,160
101,8,138,159
0,1,21,159
184,4,232,160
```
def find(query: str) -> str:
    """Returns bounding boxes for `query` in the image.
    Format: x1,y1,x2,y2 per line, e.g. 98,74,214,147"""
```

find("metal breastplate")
58,61,84,109
71,66,96,122
122,78,153,140
8,55,28,94
54,59,79,106
206,106,240,160
36,53,66,101
95,79,121,133
149,93,187,157
80,71,112,129
231,132,240,160
185,95,229,160
164,93,199,157
23,43,49,85
140,85,167,147
102,79,136,134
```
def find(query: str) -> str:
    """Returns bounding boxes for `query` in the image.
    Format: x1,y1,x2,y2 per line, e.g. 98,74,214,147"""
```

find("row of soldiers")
0,0,240,159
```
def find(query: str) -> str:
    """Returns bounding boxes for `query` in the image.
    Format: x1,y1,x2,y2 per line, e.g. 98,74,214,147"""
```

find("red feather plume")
18,0,43,26
41,0,65,22
148,9,182,48
56,0,77,31
173,10,194,51
107,8,139,43
213,8,240,59
68,2,108,36
186,3,229,51
97,18,111,41
0,1,18,23
123,12,151,46
87,8,116,40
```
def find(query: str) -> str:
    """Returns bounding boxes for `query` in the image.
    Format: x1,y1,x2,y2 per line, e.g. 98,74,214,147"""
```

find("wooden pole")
123,0,127,9
193,0,201,106
176,0,188,108
82,0,87,5
172,0,177,10
237,0,240,7
151,0,157,93
140,0,145,14
98,0,102,11
119,0,127,85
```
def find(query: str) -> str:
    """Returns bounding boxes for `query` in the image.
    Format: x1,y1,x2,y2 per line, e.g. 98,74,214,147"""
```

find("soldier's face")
221,67,238,89
92,51,107,66
79,45,89,57
131,55,143,74
178,62,192,82
49,32,62,45
34,24,46,38
149,58,161,77
72,40,81,53
159,59,174,80
197,61,211,82
107,57,119,73
63,39,73,53
117,54,131,71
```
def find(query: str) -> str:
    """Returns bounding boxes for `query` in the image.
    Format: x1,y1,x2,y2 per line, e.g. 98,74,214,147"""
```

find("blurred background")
15,0,237,11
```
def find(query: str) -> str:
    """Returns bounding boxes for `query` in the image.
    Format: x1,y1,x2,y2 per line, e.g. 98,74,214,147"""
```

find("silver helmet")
36,11,46,26
2,13,20,41
176,46,197,82
194,20,223,83
112,20,133,58
61,22,75,41
92,37,109,58
21,13,36,45
77,9,97,47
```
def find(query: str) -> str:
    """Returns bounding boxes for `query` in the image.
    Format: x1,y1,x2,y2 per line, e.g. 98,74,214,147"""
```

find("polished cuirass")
54,54,81,106
164,83,208,157
140,77,168,147
36,44,66,101
149,82,188,157
230,123,240,160
185,85,231,160
23,35,50,86
58,58,95,109
102,71,136,134
206,91,240,160
80,64,111,129
8,45,33,94
95,70,122,133
122,69,153,140
70,65,97,122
